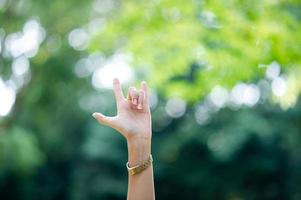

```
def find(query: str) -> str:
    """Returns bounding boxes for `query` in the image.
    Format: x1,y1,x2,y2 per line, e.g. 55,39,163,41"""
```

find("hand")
92,78,152,142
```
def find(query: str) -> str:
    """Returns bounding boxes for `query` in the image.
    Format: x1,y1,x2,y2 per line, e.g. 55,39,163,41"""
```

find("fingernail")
92,112,102,118
133,99,138,105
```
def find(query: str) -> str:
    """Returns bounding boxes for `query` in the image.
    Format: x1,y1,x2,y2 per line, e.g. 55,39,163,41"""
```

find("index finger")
113,78,125,102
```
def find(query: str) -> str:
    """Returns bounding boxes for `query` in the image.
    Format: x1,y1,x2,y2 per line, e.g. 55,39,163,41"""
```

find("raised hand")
92,78,152,142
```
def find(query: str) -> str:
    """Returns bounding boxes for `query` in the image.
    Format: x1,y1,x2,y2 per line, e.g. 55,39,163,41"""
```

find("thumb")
92,112,117,128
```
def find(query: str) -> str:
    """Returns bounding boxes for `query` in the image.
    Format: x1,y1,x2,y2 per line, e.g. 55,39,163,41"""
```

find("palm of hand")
117,103,151,139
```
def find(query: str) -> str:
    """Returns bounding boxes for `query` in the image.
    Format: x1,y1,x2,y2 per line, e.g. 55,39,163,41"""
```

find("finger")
130,88,139,106
113,78,125,103
92,112,117,129
127,86,135,101
137,90,144,109
141,81,149,105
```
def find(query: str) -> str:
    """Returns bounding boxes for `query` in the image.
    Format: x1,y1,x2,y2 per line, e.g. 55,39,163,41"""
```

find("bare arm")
93,78,155,200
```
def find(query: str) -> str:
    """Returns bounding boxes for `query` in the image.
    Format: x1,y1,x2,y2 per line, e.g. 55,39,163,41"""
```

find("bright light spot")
195,104,210,125
74,59,91,78
12,56,30,76
5,19,45,58
230,84,245,105
274,70,301,109
92,53,134,89
195,45,206,60
75,53,104,78
165,97,186,118
11,56,31,90
87,18,106,35
266,61,280,80
23,19,45,43
93,0,115,14
0,78,16,117
199,10,221,29
272,77,287,97
201,11,215,22
209,85,229,108
257,80,270,101
68,28,89,51
230,83,260,107
243,84,260,106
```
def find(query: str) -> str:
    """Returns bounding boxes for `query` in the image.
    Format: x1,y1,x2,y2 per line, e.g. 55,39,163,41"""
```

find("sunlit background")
1,0,301,199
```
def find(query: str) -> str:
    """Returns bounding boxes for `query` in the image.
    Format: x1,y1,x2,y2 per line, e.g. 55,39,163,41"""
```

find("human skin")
92,78,155,200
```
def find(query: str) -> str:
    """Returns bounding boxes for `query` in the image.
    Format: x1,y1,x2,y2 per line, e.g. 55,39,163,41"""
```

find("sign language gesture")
92,78,155,200
92,78,152,142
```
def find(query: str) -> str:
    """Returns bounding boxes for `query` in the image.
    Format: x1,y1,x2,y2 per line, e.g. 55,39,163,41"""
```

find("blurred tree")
89,0,301,101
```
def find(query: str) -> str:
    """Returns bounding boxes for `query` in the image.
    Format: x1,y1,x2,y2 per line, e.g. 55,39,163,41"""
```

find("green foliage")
90,0,301,101
0,127,44,174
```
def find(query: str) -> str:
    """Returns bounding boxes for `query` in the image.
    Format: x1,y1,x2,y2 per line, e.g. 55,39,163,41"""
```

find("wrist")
127,137,151,166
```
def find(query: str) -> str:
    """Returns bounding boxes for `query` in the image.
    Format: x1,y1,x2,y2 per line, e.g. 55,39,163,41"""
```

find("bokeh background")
1,0,301,199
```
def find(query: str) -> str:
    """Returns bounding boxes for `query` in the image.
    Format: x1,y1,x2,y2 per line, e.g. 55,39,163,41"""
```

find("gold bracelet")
126,155,153,175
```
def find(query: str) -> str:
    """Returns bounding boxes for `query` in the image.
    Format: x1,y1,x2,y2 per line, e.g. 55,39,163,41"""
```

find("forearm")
127,137,155,200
